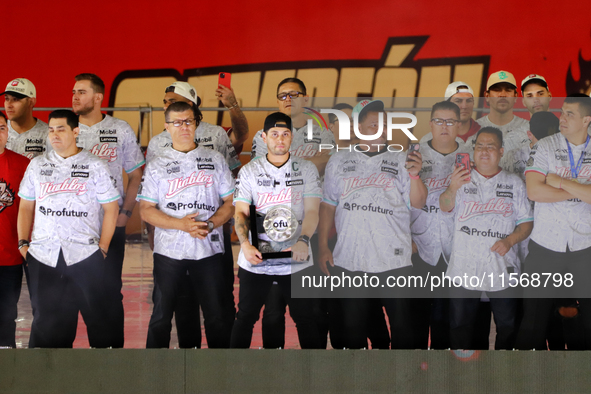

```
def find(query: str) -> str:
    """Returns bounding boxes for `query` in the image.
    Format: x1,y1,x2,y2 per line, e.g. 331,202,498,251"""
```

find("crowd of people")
0,69,590,351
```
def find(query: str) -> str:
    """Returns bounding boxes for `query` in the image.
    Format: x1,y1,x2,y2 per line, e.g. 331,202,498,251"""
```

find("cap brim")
361,100,385,115
1,91,29,99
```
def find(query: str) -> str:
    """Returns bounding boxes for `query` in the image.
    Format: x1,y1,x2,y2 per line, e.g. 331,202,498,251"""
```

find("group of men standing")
1,69,590,351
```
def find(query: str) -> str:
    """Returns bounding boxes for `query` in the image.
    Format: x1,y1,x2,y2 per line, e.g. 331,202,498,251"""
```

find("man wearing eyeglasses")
251,77,336,175
421,82,481,144
410,101,471,349
72,73,145,348
465,71,530,153
145,81,242,348
440,127,533,349
138,102,236,348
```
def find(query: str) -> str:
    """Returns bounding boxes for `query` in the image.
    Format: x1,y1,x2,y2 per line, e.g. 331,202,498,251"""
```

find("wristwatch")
18,240,30,250
120,209,133,218
206,220,215,233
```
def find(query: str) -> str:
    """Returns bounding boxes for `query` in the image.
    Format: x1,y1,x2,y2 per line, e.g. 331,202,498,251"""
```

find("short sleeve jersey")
525,133,591,252
251,123,336,160
145,121,240,171
234,155,321,275
0,149,30,266
323,150,413,273
6,119,49,159
138,146,234,261
445,170,533,291
76,115,145,206
18,150,120,266
411,141,471,266
466,115,530,153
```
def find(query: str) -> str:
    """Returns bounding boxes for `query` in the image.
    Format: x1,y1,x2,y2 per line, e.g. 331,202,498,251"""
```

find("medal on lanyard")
566,135,590,183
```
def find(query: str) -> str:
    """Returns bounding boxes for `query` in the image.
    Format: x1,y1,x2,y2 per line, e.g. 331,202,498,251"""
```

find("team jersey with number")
323,150,413,273
251,123,336,160
465,115,530,153
76,115,145,206
525,133,591,252
411,141,471,266
18,150,120,267
444,169,533,291
6,119,49,159
146,121,241,170
234,155,321,275
138,146,234,261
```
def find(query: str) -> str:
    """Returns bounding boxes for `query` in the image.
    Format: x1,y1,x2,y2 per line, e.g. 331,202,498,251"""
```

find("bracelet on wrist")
409,174,420,180
18,240,30,250
225,103,239,110
297,235,310,246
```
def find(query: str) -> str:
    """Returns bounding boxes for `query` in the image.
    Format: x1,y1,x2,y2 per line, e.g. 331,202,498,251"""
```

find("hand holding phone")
218,72,231,89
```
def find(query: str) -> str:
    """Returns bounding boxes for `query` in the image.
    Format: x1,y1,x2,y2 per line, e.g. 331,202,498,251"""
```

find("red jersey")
0,149,30,266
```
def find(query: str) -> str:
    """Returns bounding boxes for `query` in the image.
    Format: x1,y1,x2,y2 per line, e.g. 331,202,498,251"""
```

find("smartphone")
406,143,420,162
455,153,471,171
218,72,231,89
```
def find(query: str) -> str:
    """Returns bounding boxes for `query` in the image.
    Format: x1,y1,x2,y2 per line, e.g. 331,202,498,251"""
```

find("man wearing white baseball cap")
521,74,552,118
466,71,530,153
420,81,480,144
1,78,48,159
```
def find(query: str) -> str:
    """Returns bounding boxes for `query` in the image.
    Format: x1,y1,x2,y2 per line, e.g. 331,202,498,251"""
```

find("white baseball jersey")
251,123,336,160
76,115,145,206
6,119,49,159
18,150,120,267
411,141,471,266
138,146,234,261
323,150,413,273
465,115,530,153
234,155,321,275
444,169,533,291
525,133,591,252
500,145,531,182
146,121,240,170
419,132,465,147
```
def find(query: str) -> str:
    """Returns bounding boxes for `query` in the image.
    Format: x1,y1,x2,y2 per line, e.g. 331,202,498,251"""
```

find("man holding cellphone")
440,127,533,349
410,101,471,349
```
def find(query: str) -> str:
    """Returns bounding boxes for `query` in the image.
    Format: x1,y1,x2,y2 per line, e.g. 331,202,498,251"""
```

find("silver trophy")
250,204,300,259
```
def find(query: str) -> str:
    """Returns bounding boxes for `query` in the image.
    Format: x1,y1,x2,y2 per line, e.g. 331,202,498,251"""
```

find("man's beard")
73,102,94,116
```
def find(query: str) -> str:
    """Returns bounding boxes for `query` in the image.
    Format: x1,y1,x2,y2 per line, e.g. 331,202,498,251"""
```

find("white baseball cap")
1,78,36,99
520,74,549,92
164,81,198,105
486,71,517,90
444,81,474,100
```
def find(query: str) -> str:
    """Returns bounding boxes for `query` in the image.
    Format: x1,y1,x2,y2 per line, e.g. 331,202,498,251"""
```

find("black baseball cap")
264,112,292,132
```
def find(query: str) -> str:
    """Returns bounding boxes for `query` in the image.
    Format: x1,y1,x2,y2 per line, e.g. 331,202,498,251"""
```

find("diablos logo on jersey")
90,143,118,163
257,188,302,209
0,180,15,213
458,198,513,222
38,179,88,201
342,173,396,198
166,171,214,198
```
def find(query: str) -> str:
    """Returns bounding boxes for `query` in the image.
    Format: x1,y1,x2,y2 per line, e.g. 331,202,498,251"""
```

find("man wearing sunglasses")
251,77,336,175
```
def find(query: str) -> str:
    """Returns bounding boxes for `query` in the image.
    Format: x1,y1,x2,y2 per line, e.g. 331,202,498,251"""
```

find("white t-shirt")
466,115,530,153
146,121,240,171
18,150,120,266
444,169,533,291
6,119,49,159
234,155,321,275
525,133,591,252
411,141,471,266
137,146,234,261
76,115,145,206
323,150,413,273
251,123,336,160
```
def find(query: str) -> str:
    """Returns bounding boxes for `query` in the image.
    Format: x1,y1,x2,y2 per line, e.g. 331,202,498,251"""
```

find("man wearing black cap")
231,112,322,348
1,78,48,159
